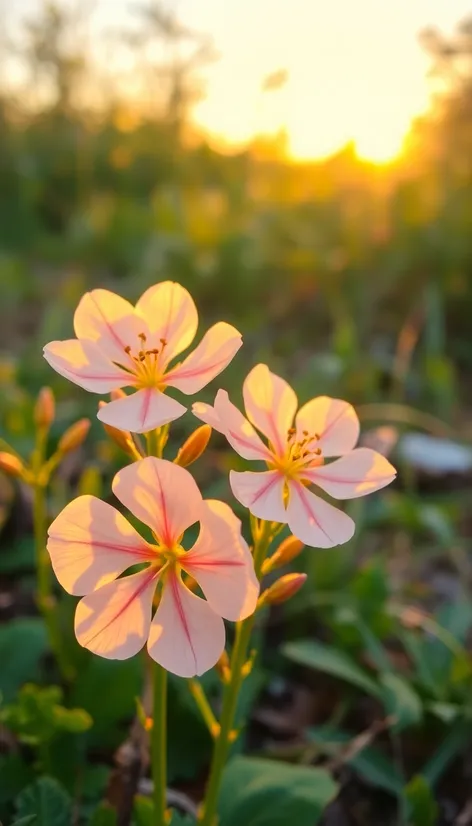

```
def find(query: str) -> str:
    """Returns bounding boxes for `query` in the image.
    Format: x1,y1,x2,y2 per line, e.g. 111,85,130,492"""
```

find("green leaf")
169,812,195,825
283,640,381,697
0,754,33,808
167,675,213,782
380,672,423,731
133,795,153,826
10,817,37,826
70,655,142,747
90,803,118,826
422,722,472,786
1,683,92,746
308,727,403,797
15,777,72,826
404,776,438,826
218,757,338,826
0,619,47,702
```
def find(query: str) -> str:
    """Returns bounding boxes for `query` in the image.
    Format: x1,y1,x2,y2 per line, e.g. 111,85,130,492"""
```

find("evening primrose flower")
47,458,258,677
193,364,396,548
43,281,242,434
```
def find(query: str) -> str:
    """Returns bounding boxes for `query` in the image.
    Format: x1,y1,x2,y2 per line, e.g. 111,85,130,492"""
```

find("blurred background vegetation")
1,2,472,824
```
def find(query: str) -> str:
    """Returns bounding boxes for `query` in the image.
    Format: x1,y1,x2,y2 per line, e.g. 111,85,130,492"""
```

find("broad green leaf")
0,619,47,702
133,796,153,826
427,702,460,723
283,640,381,697
422,722,472,786
10,817,37,826
169,812,195,825
308,727,403,797
218,757,338,826
90,803,118,826
404,776,438,826
0,754,33,808
167,675,212,782
70,655,142,747
15,777,72,826
380,672,423,731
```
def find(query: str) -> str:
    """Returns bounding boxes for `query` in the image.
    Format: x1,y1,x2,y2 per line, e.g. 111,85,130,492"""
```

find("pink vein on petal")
295,483,334,544
152,461,172,547
140,389,152,429
90,292,128,352
81,570,156,646
227,428,269,459
252,472,282,506
170,574,197,666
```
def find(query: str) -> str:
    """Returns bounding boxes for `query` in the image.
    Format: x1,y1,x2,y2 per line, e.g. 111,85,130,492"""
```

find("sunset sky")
5,0,472,161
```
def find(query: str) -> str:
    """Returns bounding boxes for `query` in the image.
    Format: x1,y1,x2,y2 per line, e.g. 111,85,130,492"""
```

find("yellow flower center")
268,427,324,481
113,332,168,390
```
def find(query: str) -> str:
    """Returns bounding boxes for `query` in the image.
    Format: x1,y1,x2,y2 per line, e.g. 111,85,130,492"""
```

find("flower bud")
175,425,212,468
259,573,307,606
98,401,138,457
262,535,304,574
110,388,127,402
34,387,55,432
215,649,231,683
0,452,25,479
57,418,91,455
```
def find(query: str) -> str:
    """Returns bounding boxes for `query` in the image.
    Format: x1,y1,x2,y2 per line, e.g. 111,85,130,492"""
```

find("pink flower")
193,364,396,548
47,458,259,677
43,281,242,434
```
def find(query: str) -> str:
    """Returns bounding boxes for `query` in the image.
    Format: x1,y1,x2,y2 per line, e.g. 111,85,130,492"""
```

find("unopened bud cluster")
0,387,91,488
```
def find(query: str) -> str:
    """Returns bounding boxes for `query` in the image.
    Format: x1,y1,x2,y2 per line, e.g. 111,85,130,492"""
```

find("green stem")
198,522,272,826
152,660,168,825
32,429,73,682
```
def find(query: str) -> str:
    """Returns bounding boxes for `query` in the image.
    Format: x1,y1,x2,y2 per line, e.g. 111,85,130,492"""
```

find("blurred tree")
129,0,218,147
415,17,472,180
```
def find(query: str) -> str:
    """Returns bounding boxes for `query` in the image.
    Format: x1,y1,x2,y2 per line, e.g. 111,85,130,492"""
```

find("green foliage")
380,672,423,731
15,777,72,826
404,776,439,826
0,619,48,702
217,757,338,826
89,804,118,826
0,683,92,747
308,727,404,796
70,654,142,748
282,640,381,697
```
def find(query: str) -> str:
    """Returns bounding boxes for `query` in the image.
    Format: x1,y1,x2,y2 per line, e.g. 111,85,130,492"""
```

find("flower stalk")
152,660,168,826
198,519,274,826
32,424,73,681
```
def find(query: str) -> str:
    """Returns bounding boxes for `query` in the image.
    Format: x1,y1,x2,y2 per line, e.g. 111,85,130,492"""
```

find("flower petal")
112,457,202,546
286,481,355,548
147,571,225,677
75,569,157,660
73,289,145,363
243,364,297,456
212,390,272,460
43,339,129,393
229,470,287,522
296,397,360,457
304,448,396,499
192,400,225,432
97,388,186,434
165,322,242,394
135,281,198,364
47,495,155,595
183,500,259,621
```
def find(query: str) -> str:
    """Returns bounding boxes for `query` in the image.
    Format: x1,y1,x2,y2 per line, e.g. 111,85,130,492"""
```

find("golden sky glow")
9,0,472,162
